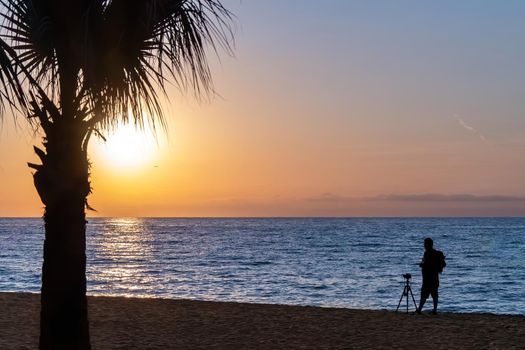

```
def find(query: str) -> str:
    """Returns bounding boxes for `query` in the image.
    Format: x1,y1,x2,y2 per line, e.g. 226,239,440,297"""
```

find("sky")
1,0,525,217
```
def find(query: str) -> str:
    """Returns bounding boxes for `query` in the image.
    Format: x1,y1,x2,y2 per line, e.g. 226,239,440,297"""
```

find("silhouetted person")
417,237,446,315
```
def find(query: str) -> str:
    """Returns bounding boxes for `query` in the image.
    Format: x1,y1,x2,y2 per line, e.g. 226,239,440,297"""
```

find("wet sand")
0,292,523,349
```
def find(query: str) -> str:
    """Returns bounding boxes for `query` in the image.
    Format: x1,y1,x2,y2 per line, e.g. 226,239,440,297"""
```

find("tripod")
396,273,418,313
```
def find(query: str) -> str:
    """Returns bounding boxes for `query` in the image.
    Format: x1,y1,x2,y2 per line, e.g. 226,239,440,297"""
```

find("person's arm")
419,252,427,267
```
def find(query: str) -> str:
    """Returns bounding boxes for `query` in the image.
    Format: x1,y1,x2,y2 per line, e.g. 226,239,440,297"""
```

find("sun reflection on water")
88,218,158,297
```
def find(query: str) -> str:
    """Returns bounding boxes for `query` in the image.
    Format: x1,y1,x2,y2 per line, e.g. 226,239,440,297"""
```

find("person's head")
424,237,433,251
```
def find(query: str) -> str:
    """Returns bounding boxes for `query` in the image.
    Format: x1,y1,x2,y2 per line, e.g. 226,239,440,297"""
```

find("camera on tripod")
396,272,417,313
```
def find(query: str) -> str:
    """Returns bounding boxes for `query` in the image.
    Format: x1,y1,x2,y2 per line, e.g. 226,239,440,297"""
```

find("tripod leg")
396,286,407,312
408,286,418,310
406,285,409,313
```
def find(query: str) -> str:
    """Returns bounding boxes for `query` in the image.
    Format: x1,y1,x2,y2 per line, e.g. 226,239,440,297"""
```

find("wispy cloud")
455,115,487,141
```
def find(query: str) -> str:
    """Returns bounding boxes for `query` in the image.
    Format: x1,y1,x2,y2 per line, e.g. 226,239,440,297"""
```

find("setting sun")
96,123,158,169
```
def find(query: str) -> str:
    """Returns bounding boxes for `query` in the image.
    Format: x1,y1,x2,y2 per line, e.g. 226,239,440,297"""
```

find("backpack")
436,250,446,273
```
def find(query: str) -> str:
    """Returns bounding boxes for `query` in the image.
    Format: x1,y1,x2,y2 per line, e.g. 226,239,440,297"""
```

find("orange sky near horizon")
1,1,525,217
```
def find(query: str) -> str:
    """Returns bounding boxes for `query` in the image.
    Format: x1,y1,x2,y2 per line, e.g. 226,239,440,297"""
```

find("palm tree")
0,1,232,348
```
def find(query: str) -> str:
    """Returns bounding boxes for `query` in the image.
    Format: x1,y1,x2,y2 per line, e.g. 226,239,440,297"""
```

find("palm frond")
0,36,26,116
82,0,234,131
0,0,58,91
0,0,233,136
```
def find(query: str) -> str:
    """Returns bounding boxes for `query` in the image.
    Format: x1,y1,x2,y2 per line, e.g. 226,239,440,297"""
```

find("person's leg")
431,288,438,314
417,286,430,313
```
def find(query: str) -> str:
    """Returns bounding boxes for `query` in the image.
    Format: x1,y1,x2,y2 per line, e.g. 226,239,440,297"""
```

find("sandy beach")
0,293,523,349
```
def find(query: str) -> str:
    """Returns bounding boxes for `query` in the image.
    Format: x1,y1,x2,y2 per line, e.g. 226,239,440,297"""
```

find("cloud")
305,192,350,203
371,193,525,202
306,193,525,203
455,115,487,141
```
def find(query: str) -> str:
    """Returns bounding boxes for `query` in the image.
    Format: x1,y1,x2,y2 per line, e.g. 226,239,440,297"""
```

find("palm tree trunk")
32,121,91,350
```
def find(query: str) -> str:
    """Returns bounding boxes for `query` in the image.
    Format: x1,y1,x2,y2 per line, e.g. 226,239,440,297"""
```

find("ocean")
1,217,524,315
